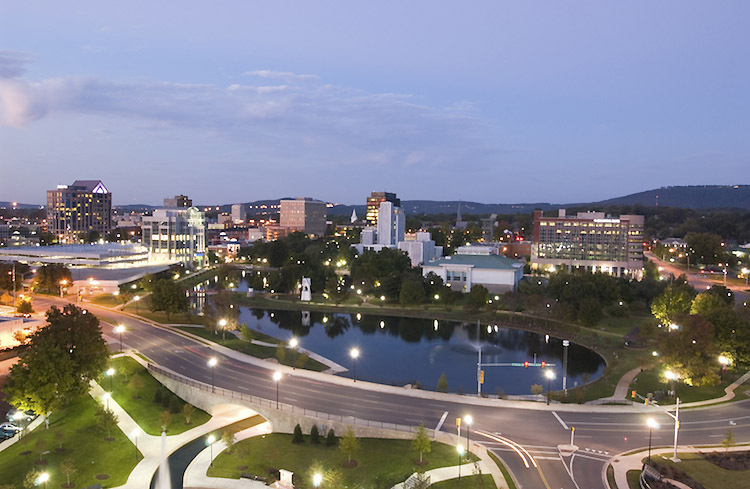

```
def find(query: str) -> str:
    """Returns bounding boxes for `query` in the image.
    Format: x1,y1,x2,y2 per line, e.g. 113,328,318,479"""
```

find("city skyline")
2,2,749,205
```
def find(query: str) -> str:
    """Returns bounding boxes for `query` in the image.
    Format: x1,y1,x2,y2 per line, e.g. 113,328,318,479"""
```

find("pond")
237,308,605,396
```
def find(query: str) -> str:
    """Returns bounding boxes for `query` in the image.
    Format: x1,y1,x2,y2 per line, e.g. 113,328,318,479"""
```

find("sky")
1,1,749,206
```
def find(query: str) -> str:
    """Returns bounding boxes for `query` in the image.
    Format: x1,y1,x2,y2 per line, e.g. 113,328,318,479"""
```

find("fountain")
156,431,171,489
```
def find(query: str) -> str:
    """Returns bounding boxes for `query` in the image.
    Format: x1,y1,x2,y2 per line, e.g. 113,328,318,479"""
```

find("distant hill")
0,202,41,210
589,185,750,210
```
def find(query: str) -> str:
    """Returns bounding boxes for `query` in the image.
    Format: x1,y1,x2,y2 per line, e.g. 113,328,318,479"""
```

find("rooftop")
423,254,524,270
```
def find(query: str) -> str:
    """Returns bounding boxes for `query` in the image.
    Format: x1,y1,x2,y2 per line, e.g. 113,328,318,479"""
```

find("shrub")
154,389,163,404
310,424,320,444
292,423,304,444
436,373,448,393
326,428,336,446
169,395,181,414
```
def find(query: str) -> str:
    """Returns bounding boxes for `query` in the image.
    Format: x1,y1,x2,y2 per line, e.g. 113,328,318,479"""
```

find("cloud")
244,70,320,83
0,51,32,79
0,64,503,173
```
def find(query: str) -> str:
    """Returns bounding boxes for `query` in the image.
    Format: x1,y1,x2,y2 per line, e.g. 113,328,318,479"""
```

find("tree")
60,458,76,488
183,404,195,425
339,426,360,464
148,279,188,320
221,429,236,453
310,424,321,444
97,407,118,439
651,286,694,327
23,470,42,489
159,410,171,432
659,315,720,386
32,264,72,295
686,232,725,266
577,297,603,327
411,423,431,464
292,423,304,443
276,343,287,363
466,285,489,310
294,352,310,368
436,373,448,393
130,375,144,398
326,428,336,446
204,291,240,335
5,304,108,428
691,293,729,315
531,384,543,396
722,429,735,452
240,323,254,342
16,300,33,315
399,279,426,306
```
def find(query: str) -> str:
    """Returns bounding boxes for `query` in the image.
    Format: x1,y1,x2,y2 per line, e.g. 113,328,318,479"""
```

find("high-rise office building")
47,180,112,242
531,209,644,277
164,195,192,208
366,191,400,227
141,207,206,266
279,198,327,237
231,204,247,223
376,201,405,246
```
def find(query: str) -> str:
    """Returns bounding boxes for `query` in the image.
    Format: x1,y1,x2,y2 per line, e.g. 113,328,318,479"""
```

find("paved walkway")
90,380,258,489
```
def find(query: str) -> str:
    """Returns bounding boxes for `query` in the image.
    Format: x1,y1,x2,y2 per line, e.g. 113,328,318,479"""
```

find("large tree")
148,279,188,320
33,264,73,295
5,305,109,426
651,285,694,327
659,315,719,386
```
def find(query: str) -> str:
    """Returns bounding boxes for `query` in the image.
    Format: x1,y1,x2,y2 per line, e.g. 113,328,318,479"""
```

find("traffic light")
632,390,637,399
541,361,546,368
524,361,529,368
480,370,485,384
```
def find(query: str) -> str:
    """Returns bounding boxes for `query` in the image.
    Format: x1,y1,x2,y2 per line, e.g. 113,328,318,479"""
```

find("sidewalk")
89,381,259,489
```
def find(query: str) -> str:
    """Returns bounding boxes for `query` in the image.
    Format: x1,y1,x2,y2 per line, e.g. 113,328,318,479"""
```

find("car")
0,429,16,440
0,422,21,433
6,409,35,423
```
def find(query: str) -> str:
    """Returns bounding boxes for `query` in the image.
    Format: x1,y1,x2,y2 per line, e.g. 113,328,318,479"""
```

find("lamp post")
545,369,556,405
719,355,730,379
665,370,677,398
464,415,473,461
208,357,217,392
350,348,360,381
562,339,570,394
273,371,282,409
36,472,49,489
456,444,465,480
218,318,227,341
647,418,659,462
207,434,216,466
106,367,115,392
134,295,140,314
312,473,322,487
102,392,110,410
131,429,139,460
115,325,125,352
59,279,67,298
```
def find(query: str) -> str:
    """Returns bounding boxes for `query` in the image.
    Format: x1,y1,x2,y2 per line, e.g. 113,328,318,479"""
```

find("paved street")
31,296,750,489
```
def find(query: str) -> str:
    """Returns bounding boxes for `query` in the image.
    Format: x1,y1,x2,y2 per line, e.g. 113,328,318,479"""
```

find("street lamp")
102,392,110,410
273,371,282,409
289,337,298,349
456,444,465,480
134,295,140,314
464,415,473,460
59,279,67,298
719,355,730,379
131,429,139,460
115,325,125,352
207,434,216,466
106,367,115,392
350,348,360,381
545,369,556,405
208,357,218,392
647,418,659,462
36,472,49,489
665,370,677,397
312,473,322,487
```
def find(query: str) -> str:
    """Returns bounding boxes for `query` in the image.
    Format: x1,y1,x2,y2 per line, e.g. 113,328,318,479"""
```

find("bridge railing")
148,363,432,437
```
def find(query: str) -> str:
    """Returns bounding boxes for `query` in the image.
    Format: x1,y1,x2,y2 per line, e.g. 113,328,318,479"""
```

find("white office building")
376,201,405,246
422,246,524,293
141,207,206,267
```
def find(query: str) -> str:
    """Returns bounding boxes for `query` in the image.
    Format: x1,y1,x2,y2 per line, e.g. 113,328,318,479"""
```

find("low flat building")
422,252,524,293
0,243,149,268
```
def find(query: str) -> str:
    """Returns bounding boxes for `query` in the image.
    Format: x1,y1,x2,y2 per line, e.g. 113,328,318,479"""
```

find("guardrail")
148,363,433,437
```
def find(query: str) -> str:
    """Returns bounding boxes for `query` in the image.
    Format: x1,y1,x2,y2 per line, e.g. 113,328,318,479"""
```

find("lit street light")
102,392,110,410
312,473,322,487
273,371,282,409
106,367,115,392
36,472,49,489
207,434,216,466
464,415,473,461
719,355,730,379
350,348,360,381
545,369,556,405
647,418,660,462
456,444,465,480
665,370,677,397
219,319,227,341
59,279,67,298
115,324,125,352
289,337,298,349
208,357,218,392
134,295,140,314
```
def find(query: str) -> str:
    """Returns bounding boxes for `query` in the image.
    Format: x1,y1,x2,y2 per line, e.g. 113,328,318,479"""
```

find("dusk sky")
1,2,748,206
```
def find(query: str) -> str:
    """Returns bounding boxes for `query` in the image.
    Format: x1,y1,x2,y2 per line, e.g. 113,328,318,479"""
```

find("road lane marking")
435,411,448,433
560,453,582,489
552,411,569,430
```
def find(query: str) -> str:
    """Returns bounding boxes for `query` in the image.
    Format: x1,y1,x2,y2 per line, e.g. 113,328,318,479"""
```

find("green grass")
90,294,122,307
626,469,641,489
629,368,743,405
0,394,139,488
487,450,516,489
606,464,617,489
121,297,202,325
431,474,496,488
207,433,478,489
657,452,750,489
176,326,329,372
107,356,210,435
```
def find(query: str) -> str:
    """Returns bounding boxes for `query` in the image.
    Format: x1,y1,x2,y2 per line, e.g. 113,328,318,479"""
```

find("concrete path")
89,380,259,489
390,461,487,489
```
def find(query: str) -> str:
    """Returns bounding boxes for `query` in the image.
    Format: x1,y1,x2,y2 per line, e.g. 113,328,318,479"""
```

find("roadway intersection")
33,296,750,489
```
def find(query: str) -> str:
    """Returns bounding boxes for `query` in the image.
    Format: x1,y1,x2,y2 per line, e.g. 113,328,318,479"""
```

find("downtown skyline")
1,1,750,206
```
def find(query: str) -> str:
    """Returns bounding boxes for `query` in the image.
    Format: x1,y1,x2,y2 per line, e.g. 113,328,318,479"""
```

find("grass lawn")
176,326,328,372
657,452,750,489
626,469,641,489
107,356,211,435
0,394,139,488
207,433,478,489
90,294,122,307
121,297,202,325
628,369,743,405
431,474,496,488
487,451,516,489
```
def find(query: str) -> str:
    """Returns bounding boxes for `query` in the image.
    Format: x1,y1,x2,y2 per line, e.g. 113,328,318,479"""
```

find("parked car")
0,422,21,433
0,429,16,440
6,409,35,423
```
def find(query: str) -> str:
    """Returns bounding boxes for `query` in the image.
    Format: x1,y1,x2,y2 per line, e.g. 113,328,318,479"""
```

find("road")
33,296,750,489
